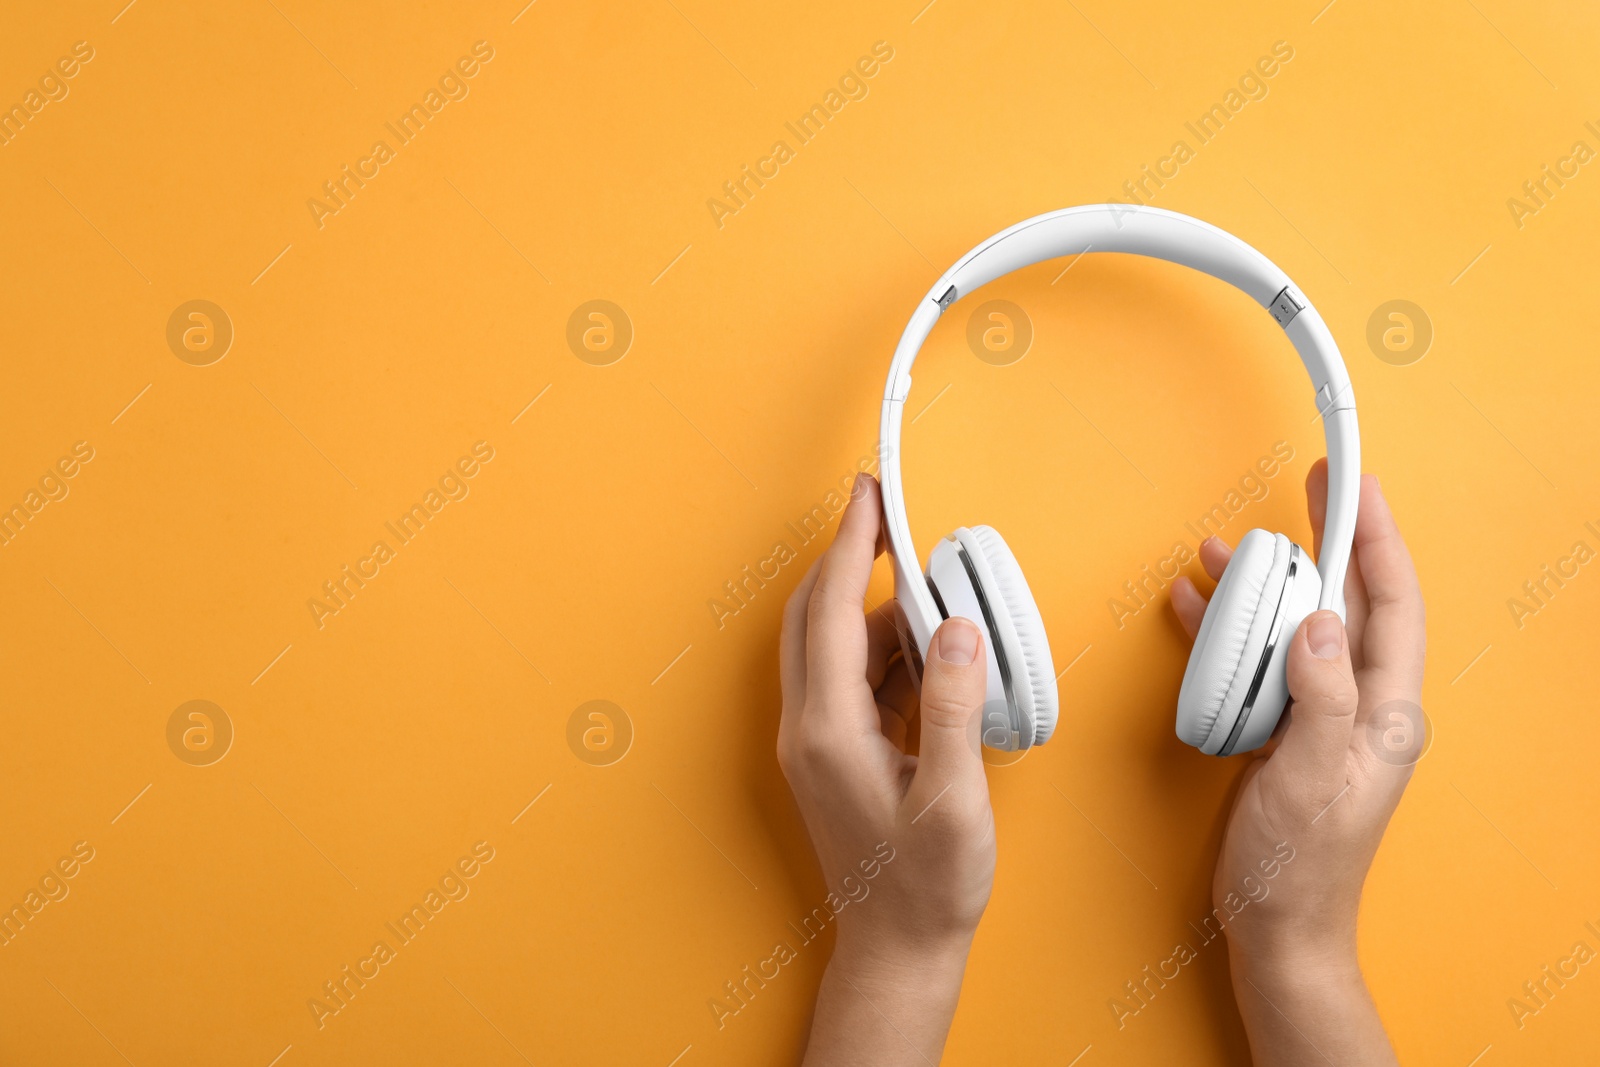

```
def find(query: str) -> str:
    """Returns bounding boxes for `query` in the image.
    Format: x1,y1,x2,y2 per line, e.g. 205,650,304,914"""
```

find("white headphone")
880,204,1359,756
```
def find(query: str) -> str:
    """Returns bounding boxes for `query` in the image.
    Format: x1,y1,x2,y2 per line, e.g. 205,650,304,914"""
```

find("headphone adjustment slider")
1269,286,1304,328
935,284,958,312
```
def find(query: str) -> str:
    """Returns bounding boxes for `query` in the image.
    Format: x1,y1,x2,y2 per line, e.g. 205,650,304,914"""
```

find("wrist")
1227,936,1397,1067
1223,902,1359,973
803,928,972,1067
830,927,973,996
1228,932,1364,1000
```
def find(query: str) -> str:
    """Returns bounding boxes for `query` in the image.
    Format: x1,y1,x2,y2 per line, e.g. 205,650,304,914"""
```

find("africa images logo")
704,41,895,230
305,41,496,230
305,442,495,630
307,842,496,1030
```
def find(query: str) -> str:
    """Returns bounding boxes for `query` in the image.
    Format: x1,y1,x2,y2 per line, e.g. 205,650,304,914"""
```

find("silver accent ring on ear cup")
1218,546,1300,757
956,546,1022,748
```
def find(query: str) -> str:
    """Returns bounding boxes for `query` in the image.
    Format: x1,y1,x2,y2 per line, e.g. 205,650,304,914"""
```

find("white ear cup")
1176,529,1321,755
925,526,1057,750
968,526,1058,745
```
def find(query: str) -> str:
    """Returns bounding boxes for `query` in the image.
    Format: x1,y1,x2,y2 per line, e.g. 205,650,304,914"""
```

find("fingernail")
850,472,865,500
1307,613,1344,659
936,619,979,665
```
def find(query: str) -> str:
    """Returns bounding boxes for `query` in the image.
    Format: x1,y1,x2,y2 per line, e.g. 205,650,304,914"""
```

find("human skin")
1171,459,1425,1066
778,473,995,1065
779,461,1423,1065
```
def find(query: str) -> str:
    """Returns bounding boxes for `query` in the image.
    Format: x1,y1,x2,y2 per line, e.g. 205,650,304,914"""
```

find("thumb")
909,618,988,800
1272,610,1359,803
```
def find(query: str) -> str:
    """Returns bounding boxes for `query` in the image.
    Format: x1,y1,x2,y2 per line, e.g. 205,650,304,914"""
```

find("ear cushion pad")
1176,529,1291,753
962,526,1059,746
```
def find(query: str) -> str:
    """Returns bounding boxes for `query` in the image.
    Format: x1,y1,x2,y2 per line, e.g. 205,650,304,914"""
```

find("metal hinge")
935,285,958,312
1269,286,1303,328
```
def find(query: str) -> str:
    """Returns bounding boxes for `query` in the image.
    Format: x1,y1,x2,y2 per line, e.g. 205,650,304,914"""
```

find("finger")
805,474,885,699
780,557,823,711
874,655,914,749
1268,610,1359,804
1199,536,1232,582
1268,704,1292,746
865,604,901,692
876,659,917,748
904,618,988,811
1172,576,1209,639
1306,458,1329,560
1226,756,1268,820
1348,475,1425,694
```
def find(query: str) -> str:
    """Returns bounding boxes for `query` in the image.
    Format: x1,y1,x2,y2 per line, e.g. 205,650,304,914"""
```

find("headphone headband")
880,204,1359,656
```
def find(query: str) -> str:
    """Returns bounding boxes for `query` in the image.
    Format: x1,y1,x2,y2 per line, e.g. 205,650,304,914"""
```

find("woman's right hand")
1172,459,1425,1066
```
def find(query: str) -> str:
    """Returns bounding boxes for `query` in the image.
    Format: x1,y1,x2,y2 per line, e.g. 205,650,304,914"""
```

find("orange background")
1,1,1597,1064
